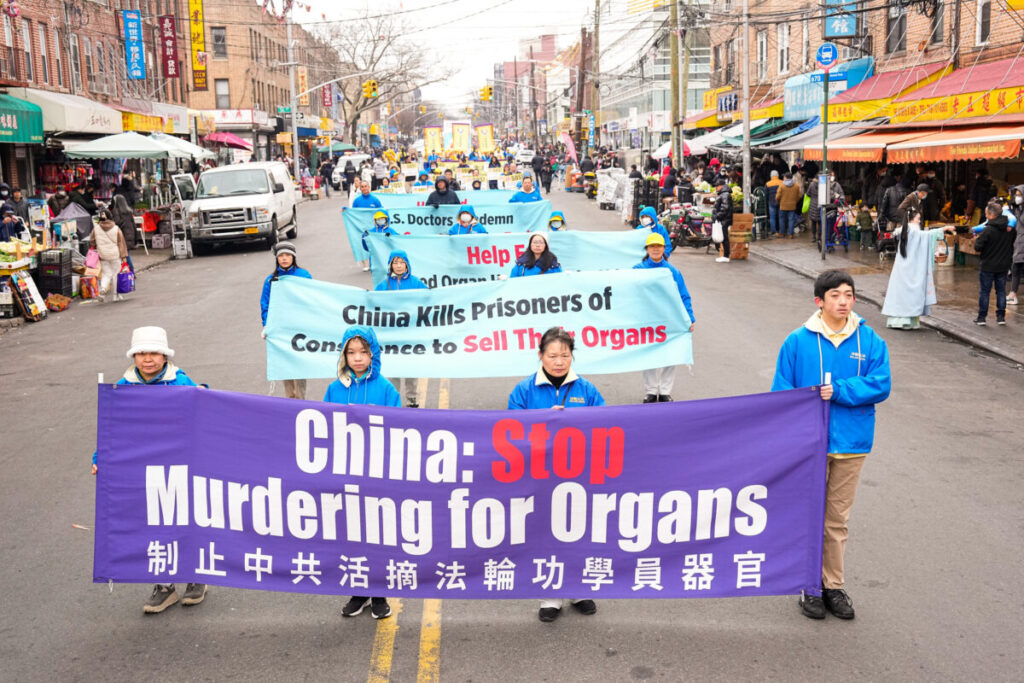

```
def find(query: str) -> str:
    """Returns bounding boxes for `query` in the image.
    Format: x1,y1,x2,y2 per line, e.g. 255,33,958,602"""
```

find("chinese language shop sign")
264,270,692,379
159,15,180,79
188,0,208,91
122,10,146,79
93,385,828,599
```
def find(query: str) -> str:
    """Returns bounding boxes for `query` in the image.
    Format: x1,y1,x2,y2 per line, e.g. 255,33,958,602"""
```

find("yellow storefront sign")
890,85,1024,123
298,67,309,106
827,98,890,123
188,0,207,91
121,111,164,133
319,117,334,133
703,87,730,111
741,100,784,121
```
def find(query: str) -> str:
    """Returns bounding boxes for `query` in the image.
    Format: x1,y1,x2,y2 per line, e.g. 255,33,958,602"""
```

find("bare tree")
321,13,451,144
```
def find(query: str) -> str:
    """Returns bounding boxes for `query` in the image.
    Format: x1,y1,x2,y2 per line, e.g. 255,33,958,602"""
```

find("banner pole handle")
824,372,831,385
98,373,104,384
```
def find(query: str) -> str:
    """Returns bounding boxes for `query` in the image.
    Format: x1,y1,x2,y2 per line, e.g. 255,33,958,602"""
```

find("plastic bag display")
116,259,135,294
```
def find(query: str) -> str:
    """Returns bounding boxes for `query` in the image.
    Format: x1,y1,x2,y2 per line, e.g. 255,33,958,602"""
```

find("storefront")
202,109,273,160
0,93,44,194
826,62,949,123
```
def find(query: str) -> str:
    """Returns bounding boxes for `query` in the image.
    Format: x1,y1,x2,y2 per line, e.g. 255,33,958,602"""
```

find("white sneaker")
1007,295,1019,306
361,266,370,272
715,257,730,263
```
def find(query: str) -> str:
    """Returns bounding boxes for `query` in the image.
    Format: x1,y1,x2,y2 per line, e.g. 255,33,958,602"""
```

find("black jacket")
426,179,461,207
712,187,734,226
531,155,545,175
878,184,908,224
580,157,595,173
628,169,643,179
975,214,1016,272
677,180,695,204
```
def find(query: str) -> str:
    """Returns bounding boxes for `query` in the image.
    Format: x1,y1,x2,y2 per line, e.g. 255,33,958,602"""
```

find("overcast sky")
300,0,594,104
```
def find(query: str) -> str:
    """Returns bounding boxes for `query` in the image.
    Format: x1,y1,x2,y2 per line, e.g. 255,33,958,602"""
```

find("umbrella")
203,131,253,150
63,131,182,159
151,132,215,160
316,140,356,154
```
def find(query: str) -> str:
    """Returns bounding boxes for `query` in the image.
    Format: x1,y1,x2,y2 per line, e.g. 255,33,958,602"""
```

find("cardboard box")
151,234,171,249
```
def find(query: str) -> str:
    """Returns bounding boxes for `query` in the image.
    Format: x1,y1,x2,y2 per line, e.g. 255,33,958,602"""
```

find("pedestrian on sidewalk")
776,172,802,238
766,170,782,235
261,242,312,398
712,179,733,262
1007,185,1024,306
326,326,400,620
881,212,955,329
89,209,128,303
634,233,694,403
92,326,208,613
772,270,891,620
374,251,426,408
507,326,604,623
973,201,1016,326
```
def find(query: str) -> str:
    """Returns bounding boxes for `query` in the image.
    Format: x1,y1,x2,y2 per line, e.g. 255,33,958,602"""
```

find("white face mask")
1016,196,1023,205
641,217,652,226
550,220,563,229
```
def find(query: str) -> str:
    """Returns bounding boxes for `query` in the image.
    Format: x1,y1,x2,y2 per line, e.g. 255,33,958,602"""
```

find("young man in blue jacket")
772,270,891,620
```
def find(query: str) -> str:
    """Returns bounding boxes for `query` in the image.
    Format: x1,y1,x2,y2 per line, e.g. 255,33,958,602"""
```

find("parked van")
188,162,297,254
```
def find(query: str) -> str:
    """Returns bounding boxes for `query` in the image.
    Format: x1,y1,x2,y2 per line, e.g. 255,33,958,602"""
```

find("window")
977,0,991,44
54,28,64,86
21,19,32,82
215,78,230,108
802,15,810,67
777,23,790,75
930,1,944,44
69,34,82,91
82,36,91,89
212,27,227,59
756,30,767,81
1,15,15,79
886,2,907,53
37,24,49,84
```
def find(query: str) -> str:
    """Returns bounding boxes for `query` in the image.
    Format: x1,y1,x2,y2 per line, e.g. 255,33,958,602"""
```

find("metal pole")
680,0,692,168
287,15,300,183
820,69,829,261
530,45,539,143
593,0,600,148
670,0,680,169
741,0,751,213
513,57,520,143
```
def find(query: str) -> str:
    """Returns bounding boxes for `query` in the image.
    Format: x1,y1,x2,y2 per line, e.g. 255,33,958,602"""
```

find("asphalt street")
1,184,1021,682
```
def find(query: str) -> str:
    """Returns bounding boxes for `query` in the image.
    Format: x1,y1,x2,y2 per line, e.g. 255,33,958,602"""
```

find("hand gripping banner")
94,385,828,599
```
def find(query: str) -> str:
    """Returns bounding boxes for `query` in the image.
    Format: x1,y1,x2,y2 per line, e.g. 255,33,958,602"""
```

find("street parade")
1,0,1023,681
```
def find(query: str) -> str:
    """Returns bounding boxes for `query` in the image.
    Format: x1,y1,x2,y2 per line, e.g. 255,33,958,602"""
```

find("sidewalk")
749,231,1024,367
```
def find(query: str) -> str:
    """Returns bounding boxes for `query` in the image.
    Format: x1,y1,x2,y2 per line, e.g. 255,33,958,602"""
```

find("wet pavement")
749,227,1024,367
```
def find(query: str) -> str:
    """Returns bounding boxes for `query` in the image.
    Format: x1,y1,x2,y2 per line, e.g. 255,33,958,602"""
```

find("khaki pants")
283,379,307,400
822,456,866,589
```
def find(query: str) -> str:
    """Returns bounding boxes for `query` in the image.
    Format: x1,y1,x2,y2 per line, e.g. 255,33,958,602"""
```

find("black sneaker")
799,592,826,619
342,596,370,617
407,402,419,408
657,395,673,402
823,588,855,619
371,597,392,619
181,583,207,606
538,607,561,622
997,317,1006,326
572,599,597,615
143,584,178,614
642,394,658,403
974,317,987,326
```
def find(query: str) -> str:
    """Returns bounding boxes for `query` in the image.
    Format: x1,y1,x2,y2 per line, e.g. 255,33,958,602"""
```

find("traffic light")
419,105,426,115
480,85,493,101
362,80,378,98
485,86,493,101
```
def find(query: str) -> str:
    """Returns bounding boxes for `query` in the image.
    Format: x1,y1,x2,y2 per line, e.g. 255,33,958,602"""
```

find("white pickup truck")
187,162,297,255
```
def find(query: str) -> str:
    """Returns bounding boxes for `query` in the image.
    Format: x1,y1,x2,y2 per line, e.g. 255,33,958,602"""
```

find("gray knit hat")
274,241,296,257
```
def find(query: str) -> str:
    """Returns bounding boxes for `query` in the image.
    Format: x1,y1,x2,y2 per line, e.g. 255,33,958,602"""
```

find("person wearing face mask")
547,211,567,231
326,327,401,621
1008,186,1024,306
47,187,71,218
261,242,312,397
448,206,487,235
634,233,695,402
635,206,672,257
510,232,561,277
881,212,955,330
361,210,397,272
374,251,427,408
711,179,733,262
507,326,605,623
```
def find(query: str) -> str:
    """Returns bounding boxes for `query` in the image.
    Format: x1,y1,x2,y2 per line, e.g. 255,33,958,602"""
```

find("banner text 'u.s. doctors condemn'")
374,190,516,209
342,201,551,261
264,269,692,380
94,385,828,598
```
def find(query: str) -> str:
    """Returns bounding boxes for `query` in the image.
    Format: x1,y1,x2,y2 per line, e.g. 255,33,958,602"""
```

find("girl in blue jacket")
448,206,488,235
510,232,562,277
261,241,312,399
324,326,400,620
507,327,604,623
636,206,673,257
374,252,427,407
633,232,694,403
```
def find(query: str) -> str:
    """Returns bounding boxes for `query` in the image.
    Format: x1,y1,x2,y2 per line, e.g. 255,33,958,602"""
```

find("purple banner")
94,386,828,598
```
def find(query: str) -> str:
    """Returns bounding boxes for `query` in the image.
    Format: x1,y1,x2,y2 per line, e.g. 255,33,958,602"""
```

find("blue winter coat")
637,206,673,257
548,210,567,231
633,257,694,323
448,205,487,234
509,187,542,203
352,193,383,208
361,209,397,252
508,368,605,409
375,250,428,291
772,313,891,454
261,263,312,326
323,326,401,407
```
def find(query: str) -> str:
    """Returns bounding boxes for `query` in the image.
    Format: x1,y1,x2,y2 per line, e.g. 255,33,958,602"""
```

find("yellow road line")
417,377,429,407
438,378,450,410
367,598,404,683
416,599,443,682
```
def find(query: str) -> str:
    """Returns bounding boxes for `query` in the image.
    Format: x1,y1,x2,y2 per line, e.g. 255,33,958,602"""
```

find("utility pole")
669,0,680,167
593,0,600,148
529,45,539,143
513,56,520,142
680,0,693,160
951,0,961,69
286,14,299,182
740,0,751,213
575,28,588,156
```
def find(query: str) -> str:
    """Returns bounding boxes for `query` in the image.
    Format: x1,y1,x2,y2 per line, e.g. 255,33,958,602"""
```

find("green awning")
0,94,44,144
316,141,356,153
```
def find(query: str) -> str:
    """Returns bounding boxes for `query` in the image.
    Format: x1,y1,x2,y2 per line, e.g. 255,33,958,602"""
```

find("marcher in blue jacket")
448,205,487,235
351,180,382,208
633,233,693,403
636,205,673,257
260,242,312,398
772,269,891,622
325,326,400,620
92,325,207,615
508,174,543,203
360,210,397,271
508,327,604,622
374,251,426,406
547,211,567,231
413,171,432,187
510,232,562,277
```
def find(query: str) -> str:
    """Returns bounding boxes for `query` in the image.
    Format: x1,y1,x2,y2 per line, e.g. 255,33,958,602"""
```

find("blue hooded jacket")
448,205,487,234
375,250,428,291
361,209,397,252
508,367,605,409
772,312,891,454
636,206,673,257
413,173,432,187
548,211,567,231
323,326,401,407
352,192,383,208
261,262,312,326
633,257,694,323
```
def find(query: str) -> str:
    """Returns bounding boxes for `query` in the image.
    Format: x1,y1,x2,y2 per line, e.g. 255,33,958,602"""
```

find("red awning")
803,131,930,162
893,55,1024,102
829,62,948,105
203,131,253,150
886,124,1024,163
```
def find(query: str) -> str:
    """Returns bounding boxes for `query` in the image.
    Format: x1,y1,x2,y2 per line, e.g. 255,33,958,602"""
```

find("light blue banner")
783,57,874,121
367,230,652,288
343,201,552,261
265,269,693,380
122,10,146,80
376,190,516,208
